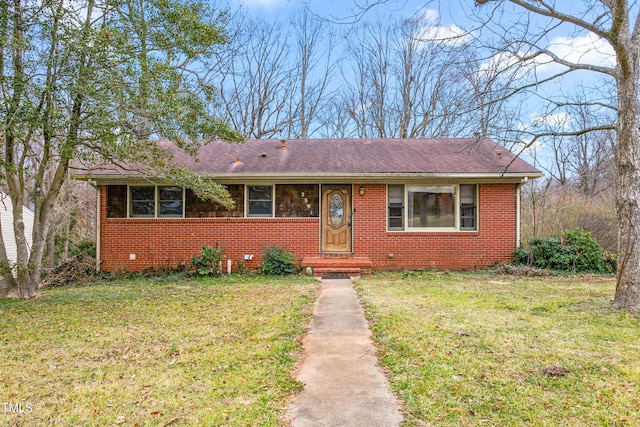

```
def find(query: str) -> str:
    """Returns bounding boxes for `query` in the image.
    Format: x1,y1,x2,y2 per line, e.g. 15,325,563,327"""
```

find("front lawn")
0,275,316,426
356,271,640,427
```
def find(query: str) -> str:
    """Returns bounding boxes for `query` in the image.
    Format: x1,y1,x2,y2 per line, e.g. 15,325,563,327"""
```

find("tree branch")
505,0,611,40
519,47,615,76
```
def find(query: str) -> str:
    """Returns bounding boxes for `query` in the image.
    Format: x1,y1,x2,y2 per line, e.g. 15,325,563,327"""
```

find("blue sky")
229,0,616,82
224,0,619,169
232,0,447,22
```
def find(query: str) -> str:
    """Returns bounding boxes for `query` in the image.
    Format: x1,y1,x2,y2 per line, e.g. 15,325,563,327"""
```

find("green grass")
356,271,640,427
0,274,317,426
4,271,638,426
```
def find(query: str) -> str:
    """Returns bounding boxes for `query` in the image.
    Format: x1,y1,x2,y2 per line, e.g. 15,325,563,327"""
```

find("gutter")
83,180,101,273
80,172,544,186
95,184,101,272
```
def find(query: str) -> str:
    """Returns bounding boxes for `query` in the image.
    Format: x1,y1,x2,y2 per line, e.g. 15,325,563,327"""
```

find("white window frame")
387,184,478,232
459,184,477,231
128,185,185,219
245,185,275,217
129,185,156,218
387,184,405,231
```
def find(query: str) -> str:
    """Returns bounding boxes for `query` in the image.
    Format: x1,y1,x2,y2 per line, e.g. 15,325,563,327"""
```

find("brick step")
301,257,372,278
301,257,372,267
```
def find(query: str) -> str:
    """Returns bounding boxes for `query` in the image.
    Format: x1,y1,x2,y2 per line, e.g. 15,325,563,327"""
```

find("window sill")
386,229,480,236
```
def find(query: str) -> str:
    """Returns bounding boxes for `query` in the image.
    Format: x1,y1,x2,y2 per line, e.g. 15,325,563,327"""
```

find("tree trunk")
613,67,640,310
46,226,56,269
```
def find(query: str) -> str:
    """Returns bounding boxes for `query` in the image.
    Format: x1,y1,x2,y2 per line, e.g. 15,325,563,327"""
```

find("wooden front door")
321,185,352,253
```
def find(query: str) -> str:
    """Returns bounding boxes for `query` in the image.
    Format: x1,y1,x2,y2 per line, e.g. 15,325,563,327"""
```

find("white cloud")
516,112,572,154
481,32,616,81
412,8,471,46
518,112,571,135
477,51,532,81
530,112,572,129
518,138,545,154
420,8,440,25
535,33,616,74
416,24,469,45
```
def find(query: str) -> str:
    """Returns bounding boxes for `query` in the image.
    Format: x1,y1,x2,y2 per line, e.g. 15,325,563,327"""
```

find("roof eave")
78,171,543,185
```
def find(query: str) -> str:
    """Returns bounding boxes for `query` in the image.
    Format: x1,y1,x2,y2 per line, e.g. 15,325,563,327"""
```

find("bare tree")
467,0,638,309
285,8,339,138
210,15,294,139
315,95,358,138
346,1,637,307
565,98,615,196
336,14,479,138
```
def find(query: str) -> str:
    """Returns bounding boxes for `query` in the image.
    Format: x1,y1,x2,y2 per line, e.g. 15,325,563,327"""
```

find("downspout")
516,177,528,248
96,184,101,272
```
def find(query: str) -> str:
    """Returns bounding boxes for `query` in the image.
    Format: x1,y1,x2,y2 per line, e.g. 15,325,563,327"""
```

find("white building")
0,192,34,279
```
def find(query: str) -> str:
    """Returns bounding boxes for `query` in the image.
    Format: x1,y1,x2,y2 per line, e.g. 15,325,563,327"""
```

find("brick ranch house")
79,138,542,276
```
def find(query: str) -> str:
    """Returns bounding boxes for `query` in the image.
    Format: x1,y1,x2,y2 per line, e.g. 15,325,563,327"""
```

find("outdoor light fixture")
359,186,365,196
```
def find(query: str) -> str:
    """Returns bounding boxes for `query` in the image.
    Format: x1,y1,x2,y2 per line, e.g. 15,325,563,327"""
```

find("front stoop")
301,257,373,278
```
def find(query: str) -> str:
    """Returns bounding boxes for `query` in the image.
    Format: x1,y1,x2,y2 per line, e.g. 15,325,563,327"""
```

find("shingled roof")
84,138,542,180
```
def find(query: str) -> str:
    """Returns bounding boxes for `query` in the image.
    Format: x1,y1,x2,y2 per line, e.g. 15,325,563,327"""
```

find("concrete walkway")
286,278,403,426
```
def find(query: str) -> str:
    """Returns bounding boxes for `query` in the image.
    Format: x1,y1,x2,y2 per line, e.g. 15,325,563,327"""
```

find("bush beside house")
515,229,616,274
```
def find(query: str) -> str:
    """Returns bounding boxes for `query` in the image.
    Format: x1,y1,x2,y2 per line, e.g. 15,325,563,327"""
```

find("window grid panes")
388,184,404,230
459,184,477,230
158,186,184,217
130,186,155,217
129,186,184,218
247,186,273,217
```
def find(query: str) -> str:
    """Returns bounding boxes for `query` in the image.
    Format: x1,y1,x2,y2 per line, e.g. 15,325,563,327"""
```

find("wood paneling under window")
106,185,127,218
185,185,244,218
276,184,319,217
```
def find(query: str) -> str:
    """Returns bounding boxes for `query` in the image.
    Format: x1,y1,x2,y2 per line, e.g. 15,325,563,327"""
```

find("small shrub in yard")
235,259,248,274
515,228,616,274
190,244,225,276
261,247,298,275
69,240,97,258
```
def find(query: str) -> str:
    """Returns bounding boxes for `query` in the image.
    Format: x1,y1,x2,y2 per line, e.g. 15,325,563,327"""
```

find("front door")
321,185,352,253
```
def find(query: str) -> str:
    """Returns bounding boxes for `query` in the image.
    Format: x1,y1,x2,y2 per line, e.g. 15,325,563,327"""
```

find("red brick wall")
98,183,517,272
352,184,517,270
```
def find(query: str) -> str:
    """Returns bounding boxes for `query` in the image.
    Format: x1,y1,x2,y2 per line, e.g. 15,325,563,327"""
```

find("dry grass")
356,271,640,427
0,274,316,426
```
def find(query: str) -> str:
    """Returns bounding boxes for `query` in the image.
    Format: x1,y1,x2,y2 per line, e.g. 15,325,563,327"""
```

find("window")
387,184,477,231
387,184,404,230
158,186,183,217
185,185,244,218
130,186,156,217
408,186,455,228
107,185,127,218
247,186,273,217
460,184,477,230
129,186,184,218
